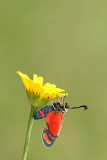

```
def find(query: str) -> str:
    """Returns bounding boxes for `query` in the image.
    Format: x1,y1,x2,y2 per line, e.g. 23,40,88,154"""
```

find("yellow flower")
17,71,68,107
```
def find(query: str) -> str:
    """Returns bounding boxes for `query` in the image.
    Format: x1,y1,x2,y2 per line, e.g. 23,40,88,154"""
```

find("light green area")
0,0,107,160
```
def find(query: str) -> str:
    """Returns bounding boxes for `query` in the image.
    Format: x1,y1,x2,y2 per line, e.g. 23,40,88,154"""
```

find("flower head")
17,71,68,107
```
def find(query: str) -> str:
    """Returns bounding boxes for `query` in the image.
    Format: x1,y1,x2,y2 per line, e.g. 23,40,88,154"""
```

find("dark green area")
0,0,107,160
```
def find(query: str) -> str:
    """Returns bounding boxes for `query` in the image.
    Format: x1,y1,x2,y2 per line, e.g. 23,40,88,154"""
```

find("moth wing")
42,124,57,148
46,111,65,137
42,111,64,147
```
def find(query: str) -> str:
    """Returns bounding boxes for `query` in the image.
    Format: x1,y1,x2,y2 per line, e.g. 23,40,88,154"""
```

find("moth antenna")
69,105,88,111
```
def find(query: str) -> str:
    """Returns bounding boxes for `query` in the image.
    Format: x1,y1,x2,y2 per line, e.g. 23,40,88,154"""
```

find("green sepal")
26,90,49,108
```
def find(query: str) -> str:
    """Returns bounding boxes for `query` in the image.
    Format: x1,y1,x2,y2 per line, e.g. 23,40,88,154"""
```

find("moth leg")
50,101,56,110
57,97,62,106
61,97,63,104
62,95,66,109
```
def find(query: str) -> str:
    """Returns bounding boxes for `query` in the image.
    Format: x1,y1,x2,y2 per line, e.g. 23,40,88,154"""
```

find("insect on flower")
34,97,88,148
17,71,69,159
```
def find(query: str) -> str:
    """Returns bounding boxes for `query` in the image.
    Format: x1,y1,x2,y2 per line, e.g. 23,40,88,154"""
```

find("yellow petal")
17,71,68,106
38,76,43,86
44,83,56,90
17,71,30,80
17,71,30,90
33,74,39,83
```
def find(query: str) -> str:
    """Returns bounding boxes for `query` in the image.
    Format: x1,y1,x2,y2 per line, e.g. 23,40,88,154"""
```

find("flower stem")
22,106,37,160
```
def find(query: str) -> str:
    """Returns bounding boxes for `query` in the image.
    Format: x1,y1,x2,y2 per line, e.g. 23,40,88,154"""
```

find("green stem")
22,106,37,160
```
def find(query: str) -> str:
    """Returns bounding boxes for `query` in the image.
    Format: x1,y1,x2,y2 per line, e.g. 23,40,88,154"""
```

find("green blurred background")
0,0,107,160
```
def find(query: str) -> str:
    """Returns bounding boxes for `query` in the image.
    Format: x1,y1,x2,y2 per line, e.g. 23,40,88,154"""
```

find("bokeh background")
0,0,107,160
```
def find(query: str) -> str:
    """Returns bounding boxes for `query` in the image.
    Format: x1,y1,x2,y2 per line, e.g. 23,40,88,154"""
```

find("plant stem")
22,106,37,160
